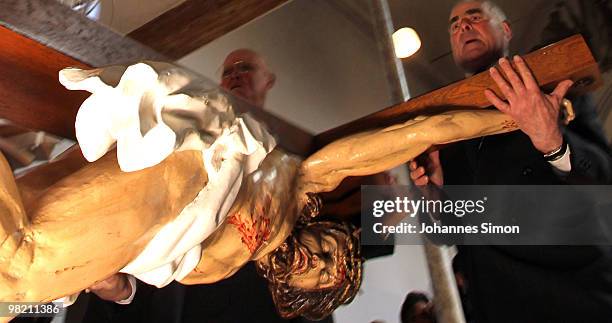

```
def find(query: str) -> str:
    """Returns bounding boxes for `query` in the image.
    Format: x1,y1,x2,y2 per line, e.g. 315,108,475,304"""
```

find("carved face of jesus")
257,221,361,320
287,223,348,290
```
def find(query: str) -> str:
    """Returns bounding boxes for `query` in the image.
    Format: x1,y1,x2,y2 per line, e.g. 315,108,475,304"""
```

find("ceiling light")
392,27,421,58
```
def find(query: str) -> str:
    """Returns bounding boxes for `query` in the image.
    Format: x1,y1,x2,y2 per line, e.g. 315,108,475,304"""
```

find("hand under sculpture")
0,62,524,321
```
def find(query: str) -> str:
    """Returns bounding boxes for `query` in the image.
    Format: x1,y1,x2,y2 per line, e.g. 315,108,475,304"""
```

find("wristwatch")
543,137,568,162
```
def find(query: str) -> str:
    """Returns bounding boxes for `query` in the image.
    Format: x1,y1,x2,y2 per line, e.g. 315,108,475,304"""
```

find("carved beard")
263,234,312,284
259,193,323,282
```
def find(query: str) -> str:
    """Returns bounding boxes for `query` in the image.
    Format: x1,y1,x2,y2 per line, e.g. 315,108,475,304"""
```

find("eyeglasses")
221,60,257,79
449,12,487,34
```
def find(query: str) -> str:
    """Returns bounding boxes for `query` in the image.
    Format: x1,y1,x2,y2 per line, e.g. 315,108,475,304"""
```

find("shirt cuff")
54,293,80,307
115,275,137,305
548,145,571,172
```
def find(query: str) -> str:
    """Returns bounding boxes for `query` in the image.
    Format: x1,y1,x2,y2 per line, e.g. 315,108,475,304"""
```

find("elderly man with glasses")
220,48,276,109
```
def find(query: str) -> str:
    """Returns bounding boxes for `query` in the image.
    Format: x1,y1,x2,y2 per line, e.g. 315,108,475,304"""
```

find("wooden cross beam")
316,34,602,147
0,25,88,141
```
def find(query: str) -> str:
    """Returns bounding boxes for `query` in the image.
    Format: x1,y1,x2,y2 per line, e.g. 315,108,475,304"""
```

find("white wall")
179,0,392,134
334,245,432,323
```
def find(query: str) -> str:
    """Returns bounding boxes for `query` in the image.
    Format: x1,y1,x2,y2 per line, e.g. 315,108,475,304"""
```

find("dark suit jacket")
440,95,612,323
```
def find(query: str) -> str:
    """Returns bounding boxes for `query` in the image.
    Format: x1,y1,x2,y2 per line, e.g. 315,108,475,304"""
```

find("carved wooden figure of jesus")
0,62,521,321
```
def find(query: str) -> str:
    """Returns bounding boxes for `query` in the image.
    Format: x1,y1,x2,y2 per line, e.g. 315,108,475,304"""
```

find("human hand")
484,55,573,154
409,150,443,187
87,273,132,302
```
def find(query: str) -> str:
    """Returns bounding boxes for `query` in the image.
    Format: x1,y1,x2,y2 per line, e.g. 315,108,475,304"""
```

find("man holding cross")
410,1,612,321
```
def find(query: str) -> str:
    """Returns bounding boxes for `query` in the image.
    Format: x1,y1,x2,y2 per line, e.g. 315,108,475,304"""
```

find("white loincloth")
120,115,275,287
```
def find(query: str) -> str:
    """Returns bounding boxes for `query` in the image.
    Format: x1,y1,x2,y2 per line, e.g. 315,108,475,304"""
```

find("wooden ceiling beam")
128,0,290,60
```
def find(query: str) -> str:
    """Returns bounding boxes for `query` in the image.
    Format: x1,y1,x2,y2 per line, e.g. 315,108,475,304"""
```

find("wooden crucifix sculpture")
0,23,602,323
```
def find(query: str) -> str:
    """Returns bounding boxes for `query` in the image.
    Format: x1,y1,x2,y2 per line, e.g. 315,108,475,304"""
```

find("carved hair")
256,220,362,320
